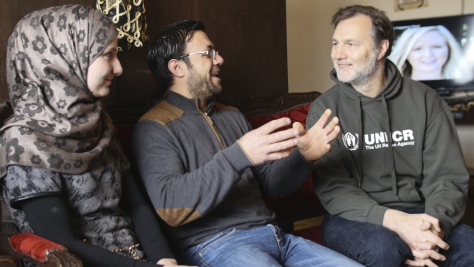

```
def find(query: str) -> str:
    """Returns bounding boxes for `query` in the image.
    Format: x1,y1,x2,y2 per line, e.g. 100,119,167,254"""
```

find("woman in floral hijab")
0,5,187,267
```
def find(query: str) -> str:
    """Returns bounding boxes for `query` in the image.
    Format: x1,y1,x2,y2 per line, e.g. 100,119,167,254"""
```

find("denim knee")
321,215,411,267
356,237,408,267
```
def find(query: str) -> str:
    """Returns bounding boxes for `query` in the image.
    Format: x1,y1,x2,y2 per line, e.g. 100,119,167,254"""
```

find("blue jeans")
322,213,474,267
182,224,363,267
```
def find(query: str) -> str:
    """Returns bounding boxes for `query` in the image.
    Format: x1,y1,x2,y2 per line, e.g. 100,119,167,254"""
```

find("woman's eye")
103,51,117,60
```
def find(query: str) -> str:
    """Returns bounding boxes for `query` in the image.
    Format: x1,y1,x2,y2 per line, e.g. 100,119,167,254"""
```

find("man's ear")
168,59,185,78
377,39,390,60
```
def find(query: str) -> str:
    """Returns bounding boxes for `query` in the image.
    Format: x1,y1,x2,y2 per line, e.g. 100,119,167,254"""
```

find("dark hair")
331,5,393,58
147,20,205,91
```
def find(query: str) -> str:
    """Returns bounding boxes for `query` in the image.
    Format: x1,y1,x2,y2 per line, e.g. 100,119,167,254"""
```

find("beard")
336,49,379,87
186,67,221,100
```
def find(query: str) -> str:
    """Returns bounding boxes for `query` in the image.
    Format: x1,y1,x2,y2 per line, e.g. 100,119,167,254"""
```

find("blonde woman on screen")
389,25,473,82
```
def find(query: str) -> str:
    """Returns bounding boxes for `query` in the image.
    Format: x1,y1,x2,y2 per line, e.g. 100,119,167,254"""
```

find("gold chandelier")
96,0,148,50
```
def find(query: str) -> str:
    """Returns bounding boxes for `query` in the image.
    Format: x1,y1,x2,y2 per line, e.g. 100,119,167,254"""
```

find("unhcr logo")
342,132,359,151
343,130,415,151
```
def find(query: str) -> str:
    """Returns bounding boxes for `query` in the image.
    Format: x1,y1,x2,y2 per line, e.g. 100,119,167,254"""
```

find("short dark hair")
147,20,205,91
331,5,393,58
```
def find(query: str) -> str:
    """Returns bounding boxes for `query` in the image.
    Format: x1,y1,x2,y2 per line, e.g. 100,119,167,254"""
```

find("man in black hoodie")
307,5,474,267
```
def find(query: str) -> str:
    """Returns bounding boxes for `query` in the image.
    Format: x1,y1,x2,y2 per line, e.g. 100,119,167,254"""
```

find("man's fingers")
266,147,295,161
420,214,441,232
405,258,427,267
405,258,439,267
265,138,299,154
239,118,305,165
327,125,340,141
407,251,441,267
434,240,449,251
267,127,299,145
292,121,306,136
314,109,332,128
258,117,292,134
411,248,429,260
411,245,446,261
419,221,431,231
412,241,436,250
425,235,449,251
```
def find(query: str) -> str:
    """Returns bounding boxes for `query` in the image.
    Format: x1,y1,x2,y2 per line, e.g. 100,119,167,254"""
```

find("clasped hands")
384,210,449,267
238,109,339,165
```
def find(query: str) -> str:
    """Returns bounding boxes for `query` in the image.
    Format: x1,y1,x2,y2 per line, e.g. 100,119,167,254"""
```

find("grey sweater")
132,90,313,252
307,60,469,237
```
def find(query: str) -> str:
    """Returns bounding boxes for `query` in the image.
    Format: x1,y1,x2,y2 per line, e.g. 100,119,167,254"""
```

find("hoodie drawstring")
381,95,400,200
357,96,363,188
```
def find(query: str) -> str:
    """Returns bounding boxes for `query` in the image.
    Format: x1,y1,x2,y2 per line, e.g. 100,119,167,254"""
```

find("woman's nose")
422,47,435,56
114,58,123,76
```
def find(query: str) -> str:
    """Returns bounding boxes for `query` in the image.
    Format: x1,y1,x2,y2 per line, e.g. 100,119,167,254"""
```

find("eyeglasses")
179,49,219,59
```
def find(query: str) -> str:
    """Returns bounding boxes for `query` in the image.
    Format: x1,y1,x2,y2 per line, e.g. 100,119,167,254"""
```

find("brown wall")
1,0,288,108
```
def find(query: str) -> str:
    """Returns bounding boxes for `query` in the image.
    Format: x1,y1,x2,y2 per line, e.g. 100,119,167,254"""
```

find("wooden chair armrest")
1,223,82,267
0,254,19,267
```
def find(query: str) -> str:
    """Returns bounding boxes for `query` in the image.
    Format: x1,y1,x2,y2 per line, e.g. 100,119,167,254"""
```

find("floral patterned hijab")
0,5,129,177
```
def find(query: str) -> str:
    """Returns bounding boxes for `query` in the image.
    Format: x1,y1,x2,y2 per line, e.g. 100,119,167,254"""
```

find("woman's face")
407,30,449,75
87,37,122,98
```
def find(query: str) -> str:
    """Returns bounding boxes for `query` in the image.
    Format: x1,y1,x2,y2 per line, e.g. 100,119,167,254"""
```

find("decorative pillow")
9,232,67,263
246,104,310,129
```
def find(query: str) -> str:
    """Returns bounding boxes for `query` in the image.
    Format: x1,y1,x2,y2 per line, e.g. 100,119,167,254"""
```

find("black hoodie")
307,60,469,237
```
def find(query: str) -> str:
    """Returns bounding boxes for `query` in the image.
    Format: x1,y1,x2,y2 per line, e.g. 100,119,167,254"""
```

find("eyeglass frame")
178,49,219,59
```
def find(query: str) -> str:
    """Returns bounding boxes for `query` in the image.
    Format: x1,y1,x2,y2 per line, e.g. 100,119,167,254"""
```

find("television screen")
389,14,474,94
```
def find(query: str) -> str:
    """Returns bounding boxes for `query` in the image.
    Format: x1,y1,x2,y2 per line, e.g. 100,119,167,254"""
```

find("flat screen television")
389,14,474,95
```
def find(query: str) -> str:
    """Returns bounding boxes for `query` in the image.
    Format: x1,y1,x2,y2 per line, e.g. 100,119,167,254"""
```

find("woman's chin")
91,87,110,98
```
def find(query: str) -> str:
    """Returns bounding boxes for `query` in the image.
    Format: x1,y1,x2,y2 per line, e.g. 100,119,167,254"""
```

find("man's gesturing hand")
238,117,300,165
294,109,340,162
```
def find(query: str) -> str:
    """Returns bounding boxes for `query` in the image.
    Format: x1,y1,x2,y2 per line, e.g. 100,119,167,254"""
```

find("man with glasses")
132,20,363,267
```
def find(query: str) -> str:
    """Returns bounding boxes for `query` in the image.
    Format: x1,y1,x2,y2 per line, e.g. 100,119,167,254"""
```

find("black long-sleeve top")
4,165,174,267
